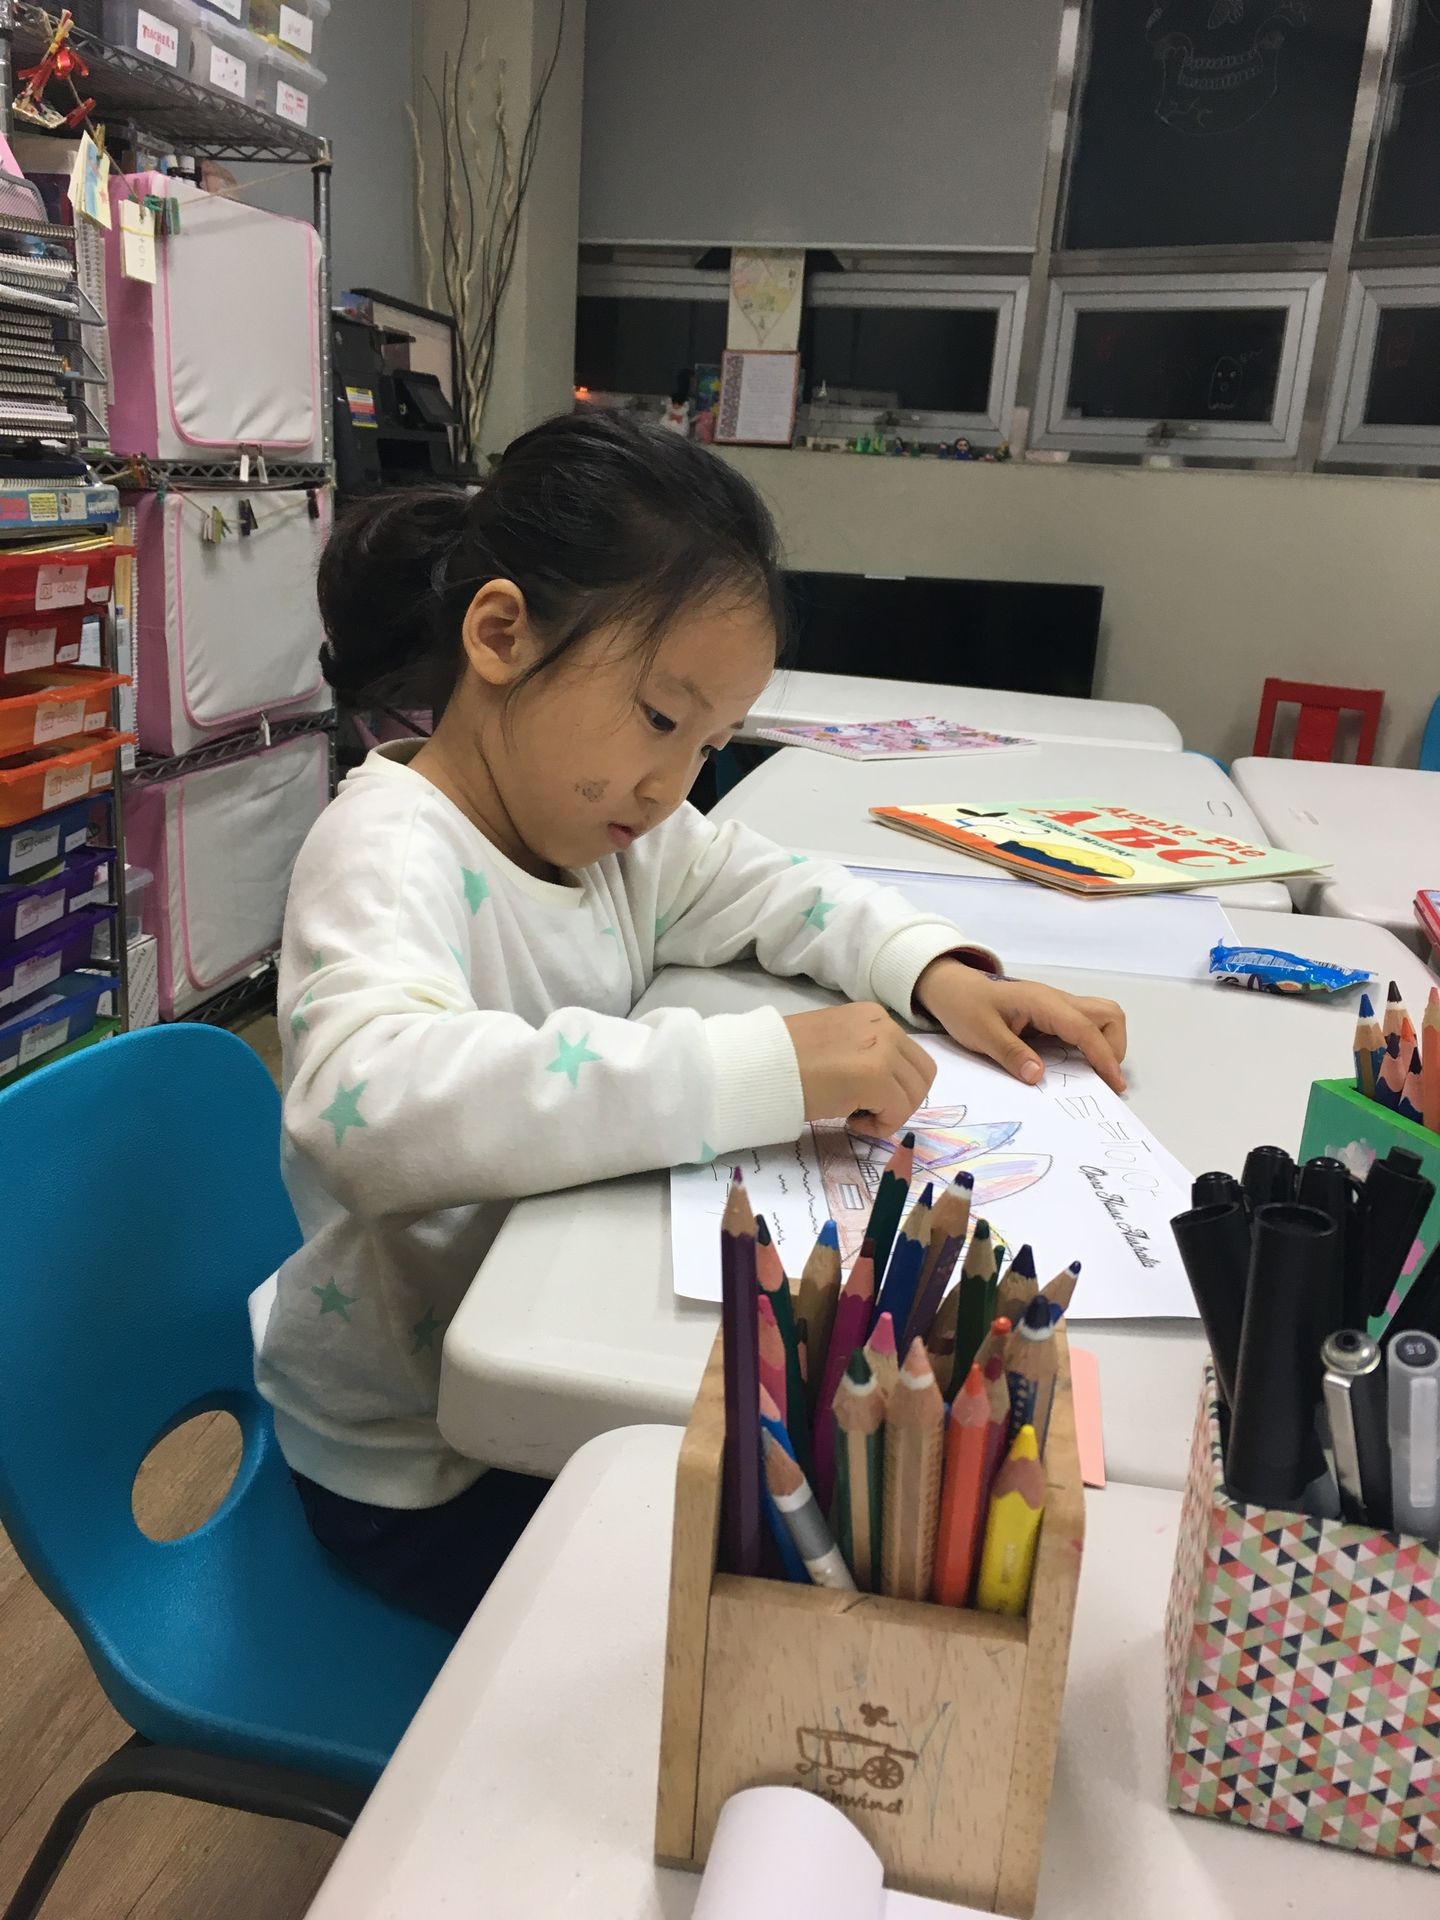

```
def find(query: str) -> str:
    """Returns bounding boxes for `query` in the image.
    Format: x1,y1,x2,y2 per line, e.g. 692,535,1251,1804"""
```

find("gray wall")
249,0,417,302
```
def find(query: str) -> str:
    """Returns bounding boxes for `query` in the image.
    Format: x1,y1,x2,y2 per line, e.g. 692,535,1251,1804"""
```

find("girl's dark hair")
317,408,787,714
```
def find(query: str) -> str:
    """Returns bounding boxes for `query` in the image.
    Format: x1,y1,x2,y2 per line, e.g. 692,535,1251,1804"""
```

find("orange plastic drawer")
0,669,127,757
0,609,88,677
0,538,125,620
0,730,133,828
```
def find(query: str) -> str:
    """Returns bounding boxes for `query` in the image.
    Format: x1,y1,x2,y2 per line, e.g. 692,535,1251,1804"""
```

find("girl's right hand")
783,1003,937,1137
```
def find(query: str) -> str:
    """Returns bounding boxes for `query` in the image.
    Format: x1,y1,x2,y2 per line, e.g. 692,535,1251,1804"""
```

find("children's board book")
869,799,1328,896
755,716,1037,761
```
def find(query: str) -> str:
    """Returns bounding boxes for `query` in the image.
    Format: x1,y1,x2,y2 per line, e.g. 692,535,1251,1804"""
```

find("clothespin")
210,506,230,543
255,448,268,485
237,497,257,537
305,487,320,520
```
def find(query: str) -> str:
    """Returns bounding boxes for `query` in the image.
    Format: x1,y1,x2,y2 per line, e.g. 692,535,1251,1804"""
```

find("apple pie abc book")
869,800,1326,896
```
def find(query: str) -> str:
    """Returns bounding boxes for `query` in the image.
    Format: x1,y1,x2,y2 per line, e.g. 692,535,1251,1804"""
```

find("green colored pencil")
832,1350,886,1592
864,1132,915,1291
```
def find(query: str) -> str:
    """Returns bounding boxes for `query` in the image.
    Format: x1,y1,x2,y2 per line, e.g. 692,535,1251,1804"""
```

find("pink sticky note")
1069,1345,1105,1489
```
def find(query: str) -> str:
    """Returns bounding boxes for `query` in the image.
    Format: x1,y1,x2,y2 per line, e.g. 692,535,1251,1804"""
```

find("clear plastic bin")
194,0,250,26
186,3,255,100
102,0,190,72
124,862,154,942
251,36,327,125
250,0,328,63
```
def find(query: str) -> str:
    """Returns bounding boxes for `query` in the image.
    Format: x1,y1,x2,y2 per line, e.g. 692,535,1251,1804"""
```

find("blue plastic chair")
1420,694,1440,772
0,1026,451,1919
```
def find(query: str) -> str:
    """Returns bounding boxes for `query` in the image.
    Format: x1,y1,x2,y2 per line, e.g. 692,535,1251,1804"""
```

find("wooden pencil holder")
1165,1367,1440,1869
655,1324,1086,1916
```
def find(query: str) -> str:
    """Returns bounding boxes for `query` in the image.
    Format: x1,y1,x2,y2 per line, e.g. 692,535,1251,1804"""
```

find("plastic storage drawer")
0,907,113,1012
102,0,190,70
0,731,130,829
1,610,88,677
0,539,123,621
0,668,126,757
0,972,115,1084
0,850,111,947
0,798,101,882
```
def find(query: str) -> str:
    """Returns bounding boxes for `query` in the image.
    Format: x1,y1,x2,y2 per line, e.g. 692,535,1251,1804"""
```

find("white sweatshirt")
255,742,986,1507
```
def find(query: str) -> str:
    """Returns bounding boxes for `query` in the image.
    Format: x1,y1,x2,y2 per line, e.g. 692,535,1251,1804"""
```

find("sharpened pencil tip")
1358,992,1374,1018
819,1219,839,1248
902,1131,915,1147
1388,980,1402,1003
955,1170,974,1188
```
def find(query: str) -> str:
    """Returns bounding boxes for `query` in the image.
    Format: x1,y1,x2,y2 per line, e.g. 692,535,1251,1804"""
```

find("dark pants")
292,1466,551,1637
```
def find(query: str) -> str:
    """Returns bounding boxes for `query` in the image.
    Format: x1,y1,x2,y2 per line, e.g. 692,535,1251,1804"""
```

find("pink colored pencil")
1423,988,1440,1136
811,1238,877,1511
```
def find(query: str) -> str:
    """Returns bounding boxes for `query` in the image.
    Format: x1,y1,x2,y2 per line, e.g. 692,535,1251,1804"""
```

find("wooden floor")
0,1013,339,1918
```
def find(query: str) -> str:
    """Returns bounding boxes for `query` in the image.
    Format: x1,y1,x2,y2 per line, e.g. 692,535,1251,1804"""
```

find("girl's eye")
643,706,676,735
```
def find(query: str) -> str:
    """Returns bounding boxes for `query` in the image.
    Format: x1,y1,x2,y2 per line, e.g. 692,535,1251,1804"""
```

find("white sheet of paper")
693,1788,980,1919
717,350,798,444
671,1035,1194,1316
848,865,1236,983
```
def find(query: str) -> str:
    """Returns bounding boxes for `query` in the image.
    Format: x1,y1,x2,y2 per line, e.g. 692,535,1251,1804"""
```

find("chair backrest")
0,1025,300,1616
1252,677,1383,764
1419,694,1440,773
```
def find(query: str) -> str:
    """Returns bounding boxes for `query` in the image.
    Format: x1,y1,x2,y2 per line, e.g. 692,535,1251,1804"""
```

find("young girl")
256,409,1126,1633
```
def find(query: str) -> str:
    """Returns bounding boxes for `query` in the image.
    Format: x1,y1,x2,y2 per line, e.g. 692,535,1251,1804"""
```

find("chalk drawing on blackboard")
1146,0,1309,137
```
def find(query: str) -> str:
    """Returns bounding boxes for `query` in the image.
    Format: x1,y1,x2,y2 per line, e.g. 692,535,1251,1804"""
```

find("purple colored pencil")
720,1173,763,1577
811,1238,878,1512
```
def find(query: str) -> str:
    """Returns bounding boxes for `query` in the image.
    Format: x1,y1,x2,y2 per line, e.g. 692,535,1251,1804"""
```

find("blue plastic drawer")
0,798,100,881
0,848,111,947
0,972,115,1083
0,907,114,1012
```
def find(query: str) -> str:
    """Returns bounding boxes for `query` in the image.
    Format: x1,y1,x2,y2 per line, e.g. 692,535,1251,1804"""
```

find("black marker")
1226,1203,1335,1510
1320,1330,1390,1528
1192,1170,1245,1213
1297,1155,1360,1332
1171,1199,1250,1410
1241,1144,1295,1212
1361,1147,1435,1325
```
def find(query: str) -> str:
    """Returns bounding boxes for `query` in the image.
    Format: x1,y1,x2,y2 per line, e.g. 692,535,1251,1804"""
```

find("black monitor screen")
781,573,1103,701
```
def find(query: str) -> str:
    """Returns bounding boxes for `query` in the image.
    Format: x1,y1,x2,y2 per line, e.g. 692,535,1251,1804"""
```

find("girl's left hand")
914,958,1128,1094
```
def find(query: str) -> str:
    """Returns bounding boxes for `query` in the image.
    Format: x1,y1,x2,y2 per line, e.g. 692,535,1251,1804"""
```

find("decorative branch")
410,0,566,467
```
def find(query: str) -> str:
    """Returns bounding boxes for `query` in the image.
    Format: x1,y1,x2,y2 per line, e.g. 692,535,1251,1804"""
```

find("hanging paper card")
119,200,157,285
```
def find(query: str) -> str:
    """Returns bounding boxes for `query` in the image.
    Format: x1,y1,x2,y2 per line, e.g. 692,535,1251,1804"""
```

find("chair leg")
4,1731,368,1920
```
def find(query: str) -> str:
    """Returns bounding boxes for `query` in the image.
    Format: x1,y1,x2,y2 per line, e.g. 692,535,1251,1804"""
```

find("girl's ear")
460,579,546,687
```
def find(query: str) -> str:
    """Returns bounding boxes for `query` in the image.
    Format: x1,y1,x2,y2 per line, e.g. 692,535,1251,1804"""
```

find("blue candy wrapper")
1208,944,1375,997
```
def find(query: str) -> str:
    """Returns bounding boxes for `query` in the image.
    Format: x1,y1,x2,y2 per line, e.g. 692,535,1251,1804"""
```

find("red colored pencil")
811,1239,877,1511
932,1362,990,1607
757,1293,788,1424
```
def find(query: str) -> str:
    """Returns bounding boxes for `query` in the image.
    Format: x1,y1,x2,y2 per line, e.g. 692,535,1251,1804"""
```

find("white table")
307,1426,1437,1920
742,670,1183,752
439,912,1435,1493
1232,756,1440,957
713,745,1295,914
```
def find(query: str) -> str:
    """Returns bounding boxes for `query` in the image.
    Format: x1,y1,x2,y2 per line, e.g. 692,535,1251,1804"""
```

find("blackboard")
1064,0,1371,249
1065,307,1287,421
1364,306,1440,425
1367,0,1440,237
800,306,999,414
574,296,727,396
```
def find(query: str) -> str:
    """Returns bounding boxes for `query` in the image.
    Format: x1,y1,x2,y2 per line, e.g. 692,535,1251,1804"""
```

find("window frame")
1031,270,1327,460
800,271,1029,441
574,262,729,405
1322,265,1440,466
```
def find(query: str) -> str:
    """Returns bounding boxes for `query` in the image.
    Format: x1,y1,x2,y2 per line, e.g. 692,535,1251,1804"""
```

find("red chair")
1251,678,1383,764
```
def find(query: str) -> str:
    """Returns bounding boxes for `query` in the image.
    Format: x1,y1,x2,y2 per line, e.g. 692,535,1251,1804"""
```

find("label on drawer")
275,81,310,125
279,5,314,53
83,712,106,733
210,44,248,97
35,565,87,611
15,891,64,940
18,1007,71,1066
136,8,181,65
13,950,62,1004
34,700,85,746
43,760,91,811
8,823,59,875
209,0,244,16
4,625,57,674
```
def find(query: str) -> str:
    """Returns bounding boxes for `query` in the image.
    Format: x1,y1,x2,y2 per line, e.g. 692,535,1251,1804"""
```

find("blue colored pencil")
873,1184,932,1344
759,1387,809,1583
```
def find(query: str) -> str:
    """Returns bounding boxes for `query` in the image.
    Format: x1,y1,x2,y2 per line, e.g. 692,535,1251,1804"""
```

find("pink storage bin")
132,486,332,754
125,731,328,1017
103,171,322,462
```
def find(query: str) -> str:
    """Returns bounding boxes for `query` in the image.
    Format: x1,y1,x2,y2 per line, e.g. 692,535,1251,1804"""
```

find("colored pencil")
907,1175,973,1343
981,1349,1012,1502
864,1311,900,1398
924,1282,962,1374
758,1386,807,1583
762,1429,855,1589
1423,987,1440,1135
811,1239,877,1511
1383,980,1408,1049
947,1219,995,1394
931,1362,990,1607
864,1132,915,1286
1004,1295,1059,1450
756,1293,788,1424
880,1339,946,1602
976,1425,1046,1616
874,1183,933,1342
1041,1259,1082,1325
795,1318,809,1390
756,1215,809,1470
907,1235,964,1352
994,1243,1039,1326
832,1350,885,1592
1400,1047,1426,1125
973,1315,1014,1379
720,1173,763,1577
1378,1038,1409,1112
1354,992,1384,1100
796,1219,842,1406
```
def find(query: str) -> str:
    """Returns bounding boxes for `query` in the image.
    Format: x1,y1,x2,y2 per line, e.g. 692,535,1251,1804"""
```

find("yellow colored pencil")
976,1425,1045,1616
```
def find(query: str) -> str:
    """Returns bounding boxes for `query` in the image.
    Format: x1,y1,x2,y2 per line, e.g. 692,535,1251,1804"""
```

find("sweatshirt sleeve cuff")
701,1006,806,1155
870,923,1003,1030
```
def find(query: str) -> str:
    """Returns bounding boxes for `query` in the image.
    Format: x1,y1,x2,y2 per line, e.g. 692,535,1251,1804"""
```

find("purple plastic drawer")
0,848,111,947
0,905,114,1012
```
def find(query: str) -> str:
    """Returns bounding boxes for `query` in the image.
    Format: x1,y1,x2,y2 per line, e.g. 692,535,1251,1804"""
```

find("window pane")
1367,3,1440,239
1364,306,1440,425
1065,308,1287,422
801,306,999,413
1064,1,1370,249
574,296,727,394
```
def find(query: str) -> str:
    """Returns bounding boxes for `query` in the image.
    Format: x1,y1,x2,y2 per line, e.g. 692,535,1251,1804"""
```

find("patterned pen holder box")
655,1327,1086,1917
1165,1368,1440,1870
